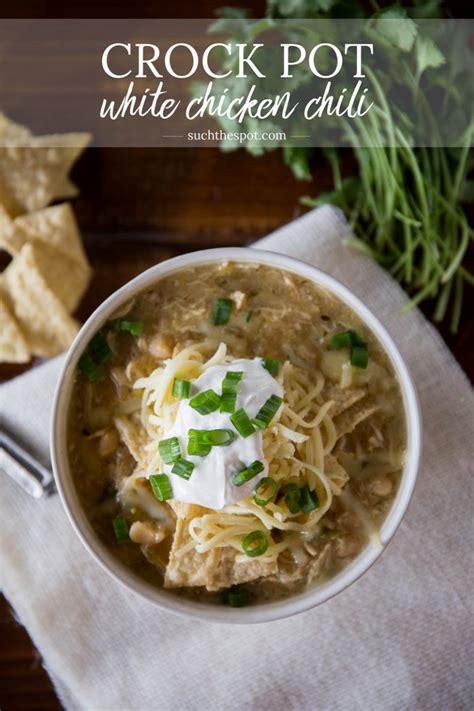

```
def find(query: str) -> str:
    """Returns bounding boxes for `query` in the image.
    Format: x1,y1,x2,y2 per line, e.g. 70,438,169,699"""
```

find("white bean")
129,521,166,545
370,477,393,497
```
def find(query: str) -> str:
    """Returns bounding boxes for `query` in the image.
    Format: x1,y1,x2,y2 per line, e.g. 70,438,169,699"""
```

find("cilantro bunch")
211,0,473,332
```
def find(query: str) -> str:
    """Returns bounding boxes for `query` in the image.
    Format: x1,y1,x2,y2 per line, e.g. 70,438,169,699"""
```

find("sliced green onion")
230,408,255,438
233,460,264,487
245,310,253,323
225,371,243,383
187,428,235,455
220,371,243,413
189,389,221,415
89,331,112,364
285,483,302,514
330,330,355,349
254,477,278,506
78,353,103,383
242,530,268,558
115,319,143,336
261,357,280,377
253,394,283,429
330,330,365,350
149,473,173,501
187,431,211,457
350,344,369,369
171,458,195,480
300,485,320,513
212,298,233,326
172,378,191,399
223,588,249,607
112,515,129,543
158,437,181,464
330,330,369,369
204,429,236,446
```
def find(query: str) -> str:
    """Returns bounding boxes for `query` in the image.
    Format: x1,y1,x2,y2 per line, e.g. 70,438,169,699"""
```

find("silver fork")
0,427,56,498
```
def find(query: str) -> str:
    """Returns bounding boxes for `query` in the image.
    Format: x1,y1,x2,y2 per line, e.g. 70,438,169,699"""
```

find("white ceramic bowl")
51,247,421,624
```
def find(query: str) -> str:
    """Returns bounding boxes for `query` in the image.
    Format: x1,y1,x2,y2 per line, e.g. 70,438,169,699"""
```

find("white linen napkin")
1,206,473,711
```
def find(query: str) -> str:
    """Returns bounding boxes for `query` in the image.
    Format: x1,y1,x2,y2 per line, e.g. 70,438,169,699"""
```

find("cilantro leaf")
372,7,418,53
283,146,314,181
415,34,445,79
267,0,338,18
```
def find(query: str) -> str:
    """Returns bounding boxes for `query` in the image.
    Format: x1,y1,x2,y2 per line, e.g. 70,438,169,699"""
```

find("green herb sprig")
211,0,473,332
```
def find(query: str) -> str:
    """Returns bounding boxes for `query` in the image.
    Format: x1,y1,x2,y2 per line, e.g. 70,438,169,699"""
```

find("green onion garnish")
300,485,320,513
203,429,236,446
149,473,173,501
189,389,221,415
330,330,364,350
78,353,103,383
262,358,280,377
112,515,129,543
212,298,233,326
254,477,278,507
89,331,112,364
230,408,255,438
172,378,191,399
220,371,243,413
285,483,302,514
187,428,235,456
171,458,195,480
158,437,181,464
330,330,369,370
245,310,253,323
78,330,113,382
187,431,211,457
242,530,268,558
350,345,369,369
253,394,283,429
115,319,143,336
223,588,249,607
233,460,264,487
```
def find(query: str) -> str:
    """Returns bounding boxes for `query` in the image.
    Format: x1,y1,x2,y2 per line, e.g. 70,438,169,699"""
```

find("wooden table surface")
1,3,473,710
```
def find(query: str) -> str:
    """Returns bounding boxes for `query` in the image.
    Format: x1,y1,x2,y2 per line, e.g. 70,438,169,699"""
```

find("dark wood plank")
0,597,62,711
70,147,324,240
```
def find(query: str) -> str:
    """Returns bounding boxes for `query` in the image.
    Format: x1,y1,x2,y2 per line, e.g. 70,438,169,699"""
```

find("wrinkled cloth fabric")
1,206,473,711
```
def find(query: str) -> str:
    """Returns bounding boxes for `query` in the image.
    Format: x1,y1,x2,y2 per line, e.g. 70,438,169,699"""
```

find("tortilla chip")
167,500,206,519
29,243,89,314
164,503,277,591
2,243,79,357
266,543,331,588
0,113,91,216
13,203,89,267
306,544,332,584
325,454,350,495
0,204,91,313
0,113,31,143
0,296,30,363
333,398,379,440
55,176,80,200
320,382,367,417
114,415,150,467
0,205,25,253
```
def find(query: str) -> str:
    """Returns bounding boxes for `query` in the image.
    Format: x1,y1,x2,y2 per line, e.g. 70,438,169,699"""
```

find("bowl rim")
51,246,422,624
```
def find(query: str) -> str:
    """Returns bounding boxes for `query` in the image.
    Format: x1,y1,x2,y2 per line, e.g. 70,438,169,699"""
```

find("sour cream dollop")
161,358,283,509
